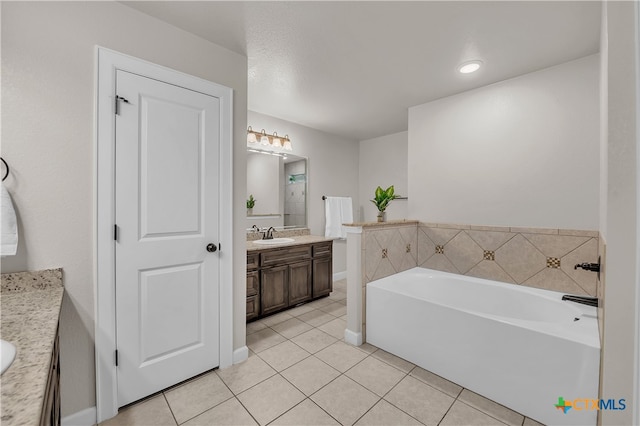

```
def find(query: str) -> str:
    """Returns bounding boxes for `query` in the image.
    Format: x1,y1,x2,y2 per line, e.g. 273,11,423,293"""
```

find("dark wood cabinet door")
246,296,260,321
313,257,333,298
289,261,312,306
261,265,289,316
246,270,259,297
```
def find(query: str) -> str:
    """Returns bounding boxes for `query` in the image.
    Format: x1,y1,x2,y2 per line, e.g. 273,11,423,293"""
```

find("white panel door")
115,70,220,407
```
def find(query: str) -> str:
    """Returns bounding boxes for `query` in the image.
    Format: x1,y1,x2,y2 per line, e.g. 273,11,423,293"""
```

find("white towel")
324,196,353,239
1,183,18,256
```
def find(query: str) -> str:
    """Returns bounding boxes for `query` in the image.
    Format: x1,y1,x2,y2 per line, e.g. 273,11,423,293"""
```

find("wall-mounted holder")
574,255,601,281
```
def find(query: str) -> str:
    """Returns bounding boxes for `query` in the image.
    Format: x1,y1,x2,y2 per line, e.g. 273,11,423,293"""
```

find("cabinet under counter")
246,238,333,321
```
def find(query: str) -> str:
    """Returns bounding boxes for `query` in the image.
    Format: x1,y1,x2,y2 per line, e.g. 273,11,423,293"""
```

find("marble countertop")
247,235,335,252
1,269,64,426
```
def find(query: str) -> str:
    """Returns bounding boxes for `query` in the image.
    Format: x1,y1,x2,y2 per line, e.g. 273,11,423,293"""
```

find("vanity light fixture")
247,126,293,151
458,60,483,74
260,129,270,146
272,132,282,148
247,126,258,144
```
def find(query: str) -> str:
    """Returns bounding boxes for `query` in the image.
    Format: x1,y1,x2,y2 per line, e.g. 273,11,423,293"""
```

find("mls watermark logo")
555,396,626,414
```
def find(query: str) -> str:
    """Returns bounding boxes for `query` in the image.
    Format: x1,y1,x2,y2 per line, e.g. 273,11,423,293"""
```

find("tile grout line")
161,392,180,426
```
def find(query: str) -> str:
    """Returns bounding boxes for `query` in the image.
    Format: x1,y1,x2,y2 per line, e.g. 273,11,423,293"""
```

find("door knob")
206,243,217,253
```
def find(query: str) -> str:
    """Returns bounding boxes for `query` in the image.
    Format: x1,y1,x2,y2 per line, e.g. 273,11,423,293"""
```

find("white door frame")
94,47,234,422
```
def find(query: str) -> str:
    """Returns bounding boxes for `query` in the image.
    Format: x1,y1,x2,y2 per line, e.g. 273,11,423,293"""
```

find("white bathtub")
366,267,600,426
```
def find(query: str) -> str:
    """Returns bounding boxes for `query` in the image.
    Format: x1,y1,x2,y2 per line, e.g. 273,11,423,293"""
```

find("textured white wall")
408,55,600,230
359,132,409,222
248,111,359,275
1,1,247,417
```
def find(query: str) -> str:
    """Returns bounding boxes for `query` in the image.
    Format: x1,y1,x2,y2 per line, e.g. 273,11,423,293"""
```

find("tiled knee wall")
364,222,599,295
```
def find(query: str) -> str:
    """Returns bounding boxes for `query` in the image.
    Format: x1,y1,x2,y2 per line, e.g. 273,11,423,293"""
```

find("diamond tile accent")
444,232,484,274
381,248,388,259
522,234,589,258
364,233,383,282
495,234,546,283
483,250,495,261
546,257,561,269
523,268,589,295
422,227,460,245
371,257,397,282
417,227,436,265
466,260,515,284
467,230,515,251
561,238,598,296
386,231,417,273
435,245,444,254
372,228,396,251
421,253,459,274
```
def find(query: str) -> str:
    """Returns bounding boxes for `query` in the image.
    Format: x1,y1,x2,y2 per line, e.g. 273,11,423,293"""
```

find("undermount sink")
253,238,296,245
1,339,17,375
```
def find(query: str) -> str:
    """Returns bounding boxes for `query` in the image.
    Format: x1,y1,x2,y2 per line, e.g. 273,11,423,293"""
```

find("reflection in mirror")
247,149,307,230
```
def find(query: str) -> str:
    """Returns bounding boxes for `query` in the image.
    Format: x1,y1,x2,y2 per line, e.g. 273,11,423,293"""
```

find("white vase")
377,211,386,222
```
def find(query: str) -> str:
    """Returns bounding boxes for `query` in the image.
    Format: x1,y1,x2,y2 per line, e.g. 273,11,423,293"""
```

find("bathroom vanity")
246,237,333,321
1,269,64,426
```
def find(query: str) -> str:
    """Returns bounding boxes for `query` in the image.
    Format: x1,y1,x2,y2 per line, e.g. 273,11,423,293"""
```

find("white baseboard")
62,406,96,426
232,346,248,364
333,271,347,281
344,329,363,346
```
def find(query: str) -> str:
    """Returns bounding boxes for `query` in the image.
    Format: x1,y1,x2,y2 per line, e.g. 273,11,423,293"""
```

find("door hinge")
115,95,129,115
114,224,119,241
115,350,119,367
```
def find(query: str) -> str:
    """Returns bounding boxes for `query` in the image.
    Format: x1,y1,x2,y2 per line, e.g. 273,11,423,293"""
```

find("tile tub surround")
417,223,600,297
1,268,64,425
345,221,601,344
101,279,542,426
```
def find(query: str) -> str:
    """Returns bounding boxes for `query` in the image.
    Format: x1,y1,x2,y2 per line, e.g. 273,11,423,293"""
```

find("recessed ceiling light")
458,60,483,74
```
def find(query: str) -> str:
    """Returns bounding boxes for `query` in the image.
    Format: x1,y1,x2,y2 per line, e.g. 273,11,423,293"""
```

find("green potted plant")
370,185,399,222
246,194,256,215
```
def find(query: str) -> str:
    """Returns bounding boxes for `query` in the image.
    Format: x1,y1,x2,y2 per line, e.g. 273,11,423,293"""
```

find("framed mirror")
246,149,307,230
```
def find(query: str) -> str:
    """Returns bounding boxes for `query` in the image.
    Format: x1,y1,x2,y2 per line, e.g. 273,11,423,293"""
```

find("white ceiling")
122,1,601,141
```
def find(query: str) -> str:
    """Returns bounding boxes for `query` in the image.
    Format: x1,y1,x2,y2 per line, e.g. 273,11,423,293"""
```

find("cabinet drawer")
261,245,311,267
247,253,259,270
246,270,259,297
312,242,332,258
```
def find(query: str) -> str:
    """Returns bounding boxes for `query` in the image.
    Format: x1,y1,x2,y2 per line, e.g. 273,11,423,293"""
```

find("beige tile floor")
101,280,544,426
